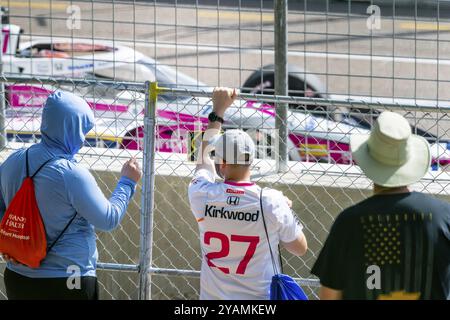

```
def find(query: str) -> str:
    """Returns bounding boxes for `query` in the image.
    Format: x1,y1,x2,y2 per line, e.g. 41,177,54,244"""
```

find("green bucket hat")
350,111,431,188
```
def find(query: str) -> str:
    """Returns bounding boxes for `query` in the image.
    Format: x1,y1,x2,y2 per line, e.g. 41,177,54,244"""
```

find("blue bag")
270,274,309,300
260,188,309,300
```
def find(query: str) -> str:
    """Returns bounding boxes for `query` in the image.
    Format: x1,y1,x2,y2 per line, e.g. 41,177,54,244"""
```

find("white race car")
2,17,449,167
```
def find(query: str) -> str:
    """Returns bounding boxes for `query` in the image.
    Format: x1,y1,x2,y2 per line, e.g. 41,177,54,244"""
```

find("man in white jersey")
188,87,308,300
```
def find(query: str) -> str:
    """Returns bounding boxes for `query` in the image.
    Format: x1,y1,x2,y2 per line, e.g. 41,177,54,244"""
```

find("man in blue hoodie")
0,91,142,300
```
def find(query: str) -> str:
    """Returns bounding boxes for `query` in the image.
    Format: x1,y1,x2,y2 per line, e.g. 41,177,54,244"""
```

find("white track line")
124,41,450,66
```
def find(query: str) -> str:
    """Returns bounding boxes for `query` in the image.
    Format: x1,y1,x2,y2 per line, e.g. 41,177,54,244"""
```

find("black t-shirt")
311,191,450,300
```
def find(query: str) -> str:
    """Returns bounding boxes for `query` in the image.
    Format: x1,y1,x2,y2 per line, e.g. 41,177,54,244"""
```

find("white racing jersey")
188,169,303,300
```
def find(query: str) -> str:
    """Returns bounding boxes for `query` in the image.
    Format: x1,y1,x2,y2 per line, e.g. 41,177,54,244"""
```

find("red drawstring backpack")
0,149,76,268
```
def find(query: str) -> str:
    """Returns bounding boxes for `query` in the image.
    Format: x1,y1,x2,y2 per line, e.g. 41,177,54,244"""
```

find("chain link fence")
0,76,450,299
0,76,146,299
0,0,449,300
3,1,449,99
145,83,450,300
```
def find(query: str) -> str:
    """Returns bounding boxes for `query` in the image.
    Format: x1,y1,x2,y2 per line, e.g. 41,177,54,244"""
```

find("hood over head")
40,90,94,155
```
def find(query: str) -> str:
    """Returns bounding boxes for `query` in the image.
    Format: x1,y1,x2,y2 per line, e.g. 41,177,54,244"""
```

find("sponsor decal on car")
299,143,328,158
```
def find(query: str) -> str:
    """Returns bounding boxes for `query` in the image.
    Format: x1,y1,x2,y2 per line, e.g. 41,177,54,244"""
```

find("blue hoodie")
0,91,136,278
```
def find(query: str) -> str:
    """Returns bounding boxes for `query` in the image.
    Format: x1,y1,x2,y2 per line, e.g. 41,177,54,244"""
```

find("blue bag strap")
259,187,280,275
25,148,78,254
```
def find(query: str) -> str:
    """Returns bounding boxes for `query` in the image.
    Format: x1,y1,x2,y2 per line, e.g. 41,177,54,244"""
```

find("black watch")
208,112,224,124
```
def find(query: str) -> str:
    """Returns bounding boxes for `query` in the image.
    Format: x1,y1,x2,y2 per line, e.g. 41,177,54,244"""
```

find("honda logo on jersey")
226,196,240,205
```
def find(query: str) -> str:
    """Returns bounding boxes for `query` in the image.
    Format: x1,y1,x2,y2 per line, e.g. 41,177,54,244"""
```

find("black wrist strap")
209,112,224,124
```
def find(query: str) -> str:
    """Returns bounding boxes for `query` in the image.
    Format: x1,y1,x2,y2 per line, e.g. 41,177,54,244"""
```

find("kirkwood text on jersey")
204,205,260,222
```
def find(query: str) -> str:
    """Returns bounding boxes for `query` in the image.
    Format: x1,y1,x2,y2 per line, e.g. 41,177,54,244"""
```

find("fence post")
0,9,6,149
139,81,158,300
274,0,289,173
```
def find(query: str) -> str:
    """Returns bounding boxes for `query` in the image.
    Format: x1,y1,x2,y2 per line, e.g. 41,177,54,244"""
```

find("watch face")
209,112,222,123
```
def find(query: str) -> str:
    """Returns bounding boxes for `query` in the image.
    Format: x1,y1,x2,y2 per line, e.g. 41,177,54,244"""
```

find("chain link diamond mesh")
0,76,145,300
147,86,450,300
1,77,450,300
